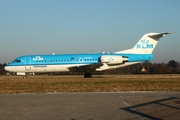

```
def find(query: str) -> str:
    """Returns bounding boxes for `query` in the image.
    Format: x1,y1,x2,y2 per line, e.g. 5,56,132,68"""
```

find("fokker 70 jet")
5,32,171,78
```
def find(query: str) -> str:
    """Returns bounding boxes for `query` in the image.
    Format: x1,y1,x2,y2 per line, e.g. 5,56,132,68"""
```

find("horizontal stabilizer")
147,32,172,38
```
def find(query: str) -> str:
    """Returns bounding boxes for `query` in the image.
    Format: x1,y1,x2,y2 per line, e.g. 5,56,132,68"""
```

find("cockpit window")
13,60,21,63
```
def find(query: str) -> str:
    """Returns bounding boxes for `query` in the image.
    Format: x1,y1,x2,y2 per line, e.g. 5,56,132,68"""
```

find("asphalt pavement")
0,92,180,120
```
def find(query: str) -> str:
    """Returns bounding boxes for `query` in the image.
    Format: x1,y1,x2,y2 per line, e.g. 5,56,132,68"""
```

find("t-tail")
115,32,172,54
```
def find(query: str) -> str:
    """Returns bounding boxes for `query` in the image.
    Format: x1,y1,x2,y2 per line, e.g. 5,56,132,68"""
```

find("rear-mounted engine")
101,55,128,65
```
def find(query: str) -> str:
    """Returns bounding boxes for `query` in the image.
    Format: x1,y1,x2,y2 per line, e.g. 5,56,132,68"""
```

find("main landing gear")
84,72,92,78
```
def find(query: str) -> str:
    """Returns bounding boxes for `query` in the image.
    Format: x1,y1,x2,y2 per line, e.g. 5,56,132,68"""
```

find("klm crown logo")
136,39,153,49
33,56,44,61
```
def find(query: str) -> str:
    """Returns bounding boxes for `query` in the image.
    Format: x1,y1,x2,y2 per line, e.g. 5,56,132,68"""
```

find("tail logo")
136,39,153,49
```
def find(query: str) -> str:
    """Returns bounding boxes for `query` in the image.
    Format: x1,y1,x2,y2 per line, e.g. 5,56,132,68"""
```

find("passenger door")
25,57,31,70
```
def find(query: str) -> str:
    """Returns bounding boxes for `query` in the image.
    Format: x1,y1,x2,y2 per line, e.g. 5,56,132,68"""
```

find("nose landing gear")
23,76,27,79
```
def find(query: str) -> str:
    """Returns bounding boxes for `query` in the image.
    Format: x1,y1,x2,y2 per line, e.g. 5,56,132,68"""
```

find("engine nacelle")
101,55,128,65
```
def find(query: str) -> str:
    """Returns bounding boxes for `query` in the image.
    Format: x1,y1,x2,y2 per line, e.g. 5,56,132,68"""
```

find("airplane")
5,32,172,78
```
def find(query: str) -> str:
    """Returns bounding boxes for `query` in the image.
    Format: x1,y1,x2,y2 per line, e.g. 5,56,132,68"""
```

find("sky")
0,0,180,64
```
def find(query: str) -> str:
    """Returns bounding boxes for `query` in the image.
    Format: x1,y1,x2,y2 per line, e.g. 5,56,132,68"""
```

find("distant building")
141,67,146,73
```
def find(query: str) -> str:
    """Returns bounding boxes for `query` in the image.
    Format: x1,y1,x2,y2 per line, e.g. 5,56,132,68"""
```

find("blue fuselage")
7,53,153,67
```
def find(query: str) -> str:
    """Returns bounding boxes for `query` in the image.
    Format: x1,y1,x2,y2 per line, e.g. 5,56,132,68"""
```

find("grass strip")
0,75,180,93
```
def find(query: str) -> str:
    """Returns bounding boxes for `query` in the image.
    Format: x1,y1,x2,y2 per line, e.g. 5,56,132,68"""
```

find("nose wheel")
23,76,27,79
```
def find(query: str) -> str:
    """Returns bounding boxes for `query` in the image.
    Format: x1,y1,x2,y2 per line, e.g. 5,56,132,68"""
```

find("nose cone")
4,66,14,72
4,66,10,71
4,65,17,72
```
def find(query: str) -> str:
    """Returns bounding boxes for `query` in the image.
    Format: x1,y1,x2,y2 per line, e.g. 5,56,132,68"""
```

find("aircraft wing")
68,55,129,72
68,63,103,72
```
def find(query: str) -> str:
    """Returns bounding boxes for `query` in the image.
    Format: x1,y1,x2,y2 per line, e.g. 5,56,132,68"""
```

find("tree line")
103,60,180,74
0,63,6,75
0,60,180,75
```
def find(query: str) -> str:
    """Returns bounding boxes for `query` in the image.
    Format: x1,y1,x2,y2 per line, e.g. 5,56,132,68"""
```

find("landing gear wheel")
84,72,92,78
23,76,27,79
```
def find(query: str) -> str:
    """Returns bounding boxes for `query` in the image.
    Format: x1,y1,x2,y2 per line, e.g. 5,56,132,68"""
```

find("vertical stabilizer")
116,32,172,54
